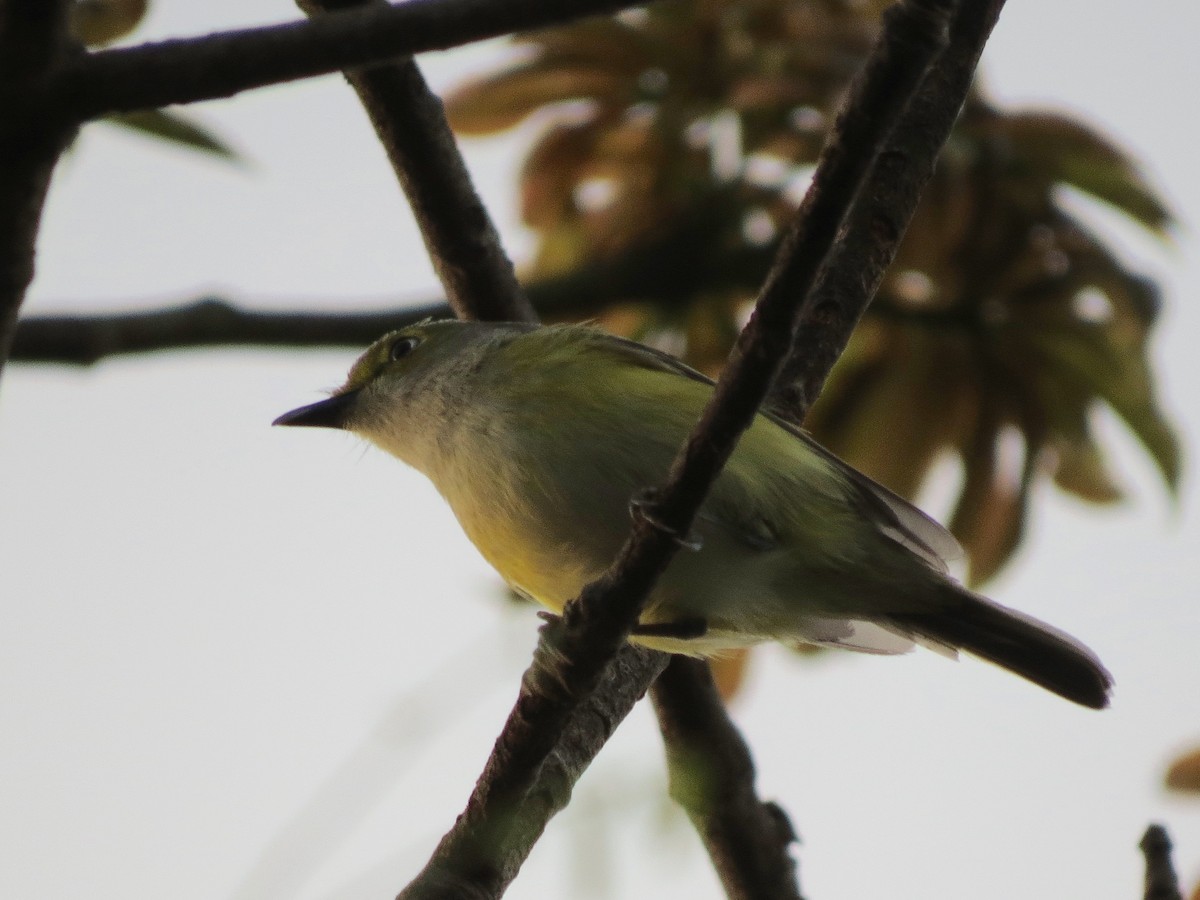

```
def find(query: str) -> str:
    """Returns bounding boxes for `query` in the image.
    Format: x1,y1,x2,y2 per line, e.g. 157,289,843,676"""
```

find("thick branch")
0,0,71,78
642,1,974,896
1140,825,1183,900
43,0,646,122
770,0,1007,422
0,0,74,376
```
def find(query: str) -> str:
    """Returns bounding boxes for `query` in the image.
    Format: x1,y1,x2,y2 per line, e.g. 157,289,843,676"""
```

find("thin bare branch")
9,298,445,365
297,0,533,322
651,658,803,900
11,223,776,365
271,7,669,895
41,0,647,123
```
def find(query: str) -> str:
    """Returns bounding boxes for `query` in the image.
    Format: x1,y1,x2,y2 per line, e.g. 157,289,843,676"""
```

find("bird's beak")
272,391,360,429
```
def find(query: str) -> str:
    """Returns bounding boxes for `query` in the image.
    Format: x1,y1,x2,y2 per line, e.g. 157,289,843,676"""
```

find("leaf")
812,331,972,501
993,111,1172,236
1051,436,1124,505
445,65,628,135
948,390,1039,587
69,0,148,46
517,18,651,75
1026,325,1181,498
103,109,240,161
1165,746,1200,794
708,651,752,701
520,122,604,228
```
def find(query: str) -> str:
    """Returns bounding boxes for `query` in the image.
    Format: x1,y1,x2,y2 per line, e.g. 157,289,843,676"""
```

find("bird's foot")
629,489,704,551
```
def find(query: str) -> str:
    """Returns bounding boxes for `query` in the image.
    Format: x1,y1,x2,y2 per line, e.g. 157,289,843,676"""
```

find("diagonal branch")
770,0,1008,423
651,657,804,900
289,3,808,894
40,0,647,123
296,0,533,323
400,0,960,897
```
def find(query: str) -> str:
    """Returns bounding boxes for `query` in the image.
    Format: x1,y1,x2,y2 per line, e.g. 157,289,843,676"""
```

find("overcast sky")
2,2,1198,899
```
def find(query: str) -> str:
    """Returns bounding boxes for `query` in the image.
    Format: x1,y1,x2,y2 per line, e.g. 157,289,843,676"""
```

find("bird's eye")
389,337,420,361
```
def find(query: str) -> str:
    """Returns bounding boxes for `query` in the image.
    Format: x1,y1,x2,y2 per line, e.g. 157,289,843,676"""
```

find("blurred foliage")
446,0,1179,602
1166,746,1200,794
69,0,240,161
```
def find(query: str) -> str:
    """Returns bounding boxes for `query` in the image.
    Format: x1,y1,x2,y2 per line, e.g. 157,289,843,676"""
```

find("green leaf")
103,109,240,162
995,111,1173,235
1027,325,1181,498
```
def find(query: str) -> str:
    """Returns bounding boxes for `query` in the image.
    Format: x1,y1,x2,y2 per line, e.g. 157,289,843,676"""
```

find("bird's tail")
888,584,1113,709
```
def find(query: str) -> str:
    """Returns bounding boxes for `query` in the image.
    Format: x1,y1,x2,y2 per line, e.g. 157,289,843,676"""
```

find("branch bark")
39,0,647,122
1140,825,1183,900
297,0,533,323
269,4,803,893
0,0,75,375
651,658,803,900
10,224,777,365
398,0,959,897
770,0,1008,422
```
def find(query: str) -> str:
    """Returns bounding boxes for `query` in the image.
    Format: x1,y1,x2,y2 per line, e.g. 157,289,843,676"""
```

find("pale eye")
389,336,420,361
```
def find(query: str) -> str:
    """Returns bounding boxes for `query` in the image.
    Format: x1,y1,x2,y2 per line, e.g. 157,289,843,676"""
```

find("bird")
274,319,1112,709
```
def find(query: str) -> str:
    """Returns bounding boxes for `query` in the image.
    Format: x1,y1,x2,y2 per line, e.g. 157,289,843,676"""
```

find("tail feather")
889,586,1113,709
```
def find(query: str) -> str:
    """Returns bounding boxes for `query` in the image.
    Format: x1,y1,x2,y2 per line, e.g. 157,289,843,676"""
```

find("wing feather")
581,327,963,571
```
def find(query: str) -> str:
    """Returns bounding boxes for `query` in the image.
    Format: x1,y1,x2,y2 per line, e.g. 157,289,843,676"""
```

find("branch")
1140,825,1183,900
297,0,533,323
643,0,1002,895
266,5,674,896
10,299,443,364
770,0,1008,422
42,0,648,122
0,0,71,78
398,0,958,897
651,658,803,900
11,222,777,365
402,644,670,900
0,0,75,376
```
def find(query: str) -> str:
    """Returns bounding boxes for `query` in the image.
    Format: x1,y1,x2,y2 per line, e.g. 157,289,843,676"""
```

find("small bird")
275,320,1112,708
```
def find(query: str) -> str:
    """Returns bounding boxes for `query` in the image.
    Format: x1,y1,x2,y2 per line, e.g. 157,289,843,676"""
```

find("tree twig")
651,658,804,900
297,0,533,323
1140,825,1183,900
11,223,777,365
39,0,648,122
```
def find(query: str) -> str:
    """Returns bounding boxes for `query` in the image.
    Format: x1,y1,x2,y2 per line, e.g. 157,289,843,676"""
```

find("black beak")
272,391,360,429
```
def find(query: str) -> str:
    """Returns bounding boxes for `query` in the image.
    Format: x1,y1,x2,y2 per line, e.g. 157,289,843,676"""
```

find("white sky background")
2,1,1198,898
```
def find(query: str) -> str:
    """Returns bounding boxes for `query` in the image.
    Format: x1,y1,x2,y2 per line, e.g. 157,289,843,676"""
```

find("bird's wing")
587,328,963,572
